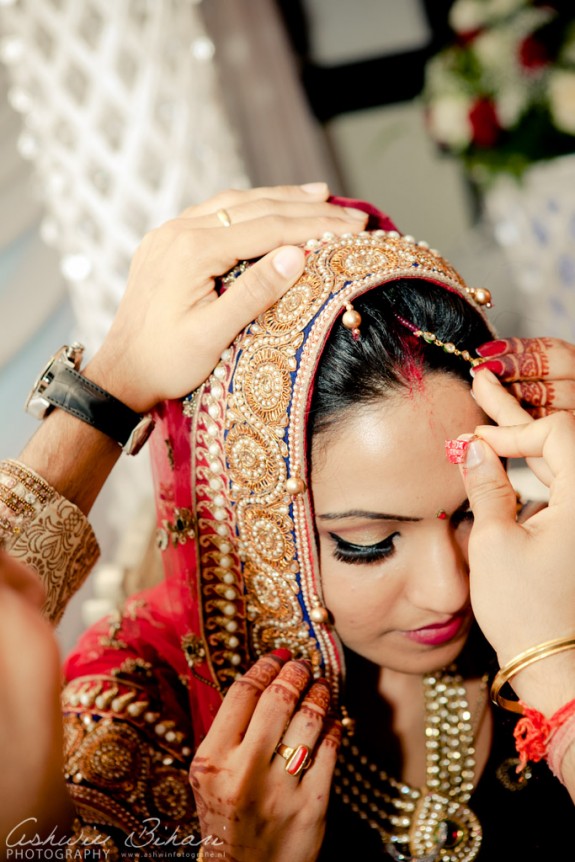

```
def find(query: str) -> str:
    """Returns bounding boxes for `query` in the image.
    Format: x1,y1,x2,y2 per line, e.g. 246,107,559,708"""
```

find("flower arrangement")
423,0,575,184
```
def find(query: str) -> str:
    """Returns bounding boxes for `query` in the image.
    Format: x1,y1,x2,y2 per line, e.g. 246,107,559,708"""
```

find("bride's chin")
379,637,468,676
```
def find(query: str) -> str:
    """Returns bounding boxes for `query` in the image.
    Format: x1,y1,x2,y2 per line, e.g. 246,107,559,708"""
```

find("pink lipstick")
404,613,468,646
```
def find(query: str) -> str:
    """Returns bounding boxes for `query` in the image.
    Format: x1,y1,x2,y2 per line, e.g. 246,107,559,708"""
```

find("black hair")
309,278,493,438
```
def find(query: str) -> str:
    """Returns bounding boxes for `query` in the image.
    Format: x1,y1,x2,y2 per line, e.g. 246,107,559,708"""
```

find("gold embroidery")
243,507,295,570
242,347,293,423
63,675,197,838
74,722,145,794
0,462,100,624
182,633,207,668
226,424,283,496
151,767,194,820
100,610,129,650
157,506,196,551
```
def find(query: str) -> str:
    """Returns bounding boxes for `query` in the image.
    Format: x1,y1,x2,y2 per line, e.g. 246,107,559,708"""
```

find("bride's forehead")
312,373,478,441
310,377,482,481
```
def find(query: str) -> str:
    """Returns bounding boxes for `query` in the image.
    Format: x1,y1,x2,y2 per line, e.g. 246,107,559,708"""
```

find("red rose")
519,34,549,69
457,28,483,46
469,98,501,148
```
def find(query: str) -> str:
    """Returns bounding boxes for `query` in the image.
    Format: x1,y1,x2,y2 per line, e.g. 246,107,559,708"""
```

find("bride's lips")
403,612,469,646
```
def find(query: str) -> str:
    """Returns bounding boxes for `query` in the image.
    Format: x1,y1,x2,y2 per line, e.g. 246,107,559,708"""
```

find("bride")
1,185,574,860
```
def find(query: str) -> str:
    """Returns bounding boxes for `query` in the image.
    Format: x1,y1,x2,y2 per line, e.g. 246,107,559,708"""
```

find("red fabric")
328,196,399,233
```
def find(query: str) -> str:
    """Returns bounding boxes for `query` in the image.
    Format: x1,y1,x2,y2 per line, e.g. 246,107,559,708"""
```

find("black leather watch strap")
45,364,143,447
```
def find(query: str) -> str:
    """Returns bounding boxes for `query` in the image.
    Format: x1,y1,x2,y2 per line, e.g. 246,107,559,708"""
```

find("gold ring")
275,742,312,776
216,208,232,227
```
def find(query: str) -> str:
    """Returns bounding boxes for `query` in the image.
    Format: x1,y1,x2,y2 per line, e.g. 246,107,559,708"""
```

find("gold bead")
310,606,329,624
285,476,306,495
341,715,356,735
342,308,362,331
471,286,492,306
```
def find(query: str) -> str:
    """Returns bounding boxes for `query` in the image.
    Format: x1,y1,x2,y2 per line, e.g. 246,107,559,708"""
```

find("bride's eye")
329,531,400,566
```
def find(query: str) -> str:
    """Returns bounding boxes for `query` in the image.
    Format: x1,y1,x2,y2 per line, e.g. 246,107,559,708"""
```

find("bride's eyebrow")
316,509,422,523
317,498,471,523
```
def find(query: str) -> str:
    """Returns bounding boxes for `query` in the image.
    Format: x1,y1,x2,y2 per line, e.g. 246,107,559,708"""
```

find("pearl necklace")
334,668,485,862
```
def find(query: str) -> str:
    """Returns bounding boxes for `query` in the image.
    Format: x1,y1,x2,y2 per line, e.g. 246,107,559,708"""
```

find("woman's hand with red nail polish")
189,652,339,862
470,368,558,485
457,413,575,753
475,336,575,419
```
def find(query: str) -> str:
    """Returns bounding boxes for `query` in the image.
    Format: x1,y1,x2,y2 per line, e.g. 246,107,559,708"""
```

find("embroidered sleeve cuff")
0,459,100,624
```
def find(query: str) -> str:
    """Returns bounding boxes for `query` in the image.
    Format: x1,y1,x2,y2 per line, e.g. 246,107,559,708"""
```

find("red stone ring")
275,742,313,776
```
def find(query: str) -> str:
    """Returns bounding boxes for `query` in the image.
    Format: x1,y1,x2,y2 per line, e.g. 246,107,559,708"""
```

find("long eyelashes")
451,508,474,527
329,511,474,567
329,531,400,566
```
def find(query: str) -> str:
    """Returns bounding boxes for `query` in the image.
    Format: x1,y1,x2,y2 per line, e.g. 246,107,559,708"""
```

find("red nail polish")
270,648,292,661
445,438,470,464
476,340,508,358
473,359,505,376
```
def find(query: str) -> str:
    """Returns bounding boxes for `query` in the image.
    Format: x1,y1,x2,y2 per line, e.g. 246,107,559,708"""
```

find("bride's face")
311,372,487,676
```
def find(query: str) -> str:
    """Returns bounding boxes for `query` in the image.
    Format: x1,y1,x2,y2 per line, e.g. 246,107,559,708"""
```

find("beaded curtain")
0,0,248,359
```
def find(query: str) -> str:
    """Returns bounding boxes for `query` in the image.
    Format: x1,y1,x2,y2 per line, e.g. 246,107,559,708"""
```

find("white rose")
549,70,575,135
497,84,529,128
424,51,460,97
473,28,515,71
487,0,527,18
449,0,486,34
427,95,473,149
449,0,527,33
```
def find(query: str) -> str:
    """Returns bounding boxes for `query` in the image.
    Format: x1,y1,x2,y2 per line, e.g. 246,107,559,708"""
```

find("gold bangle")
491,634,575,714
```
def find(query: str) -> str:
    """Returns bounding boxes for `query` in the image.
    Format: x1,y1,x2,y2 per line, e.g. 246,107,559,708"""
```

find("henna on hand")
298,679,331,721
477,349,550,382
477,337,553,358
233,652,288,694
265,659,314,707
509,381,555,407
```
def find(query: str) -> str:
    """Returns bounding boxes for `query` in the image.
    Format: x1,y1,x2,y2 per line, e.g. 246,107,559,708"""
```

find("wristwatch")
25,343,155,456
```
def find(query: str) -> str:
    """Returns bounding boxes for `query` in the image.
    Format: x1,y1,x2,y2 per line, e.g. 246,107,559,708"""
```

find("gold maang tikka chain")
333,667,486,862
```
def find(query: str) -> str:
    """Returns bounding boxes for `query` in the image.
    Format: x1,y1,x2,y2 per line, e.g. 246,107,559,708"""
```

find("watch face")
25,347,68,419
24,344,84,419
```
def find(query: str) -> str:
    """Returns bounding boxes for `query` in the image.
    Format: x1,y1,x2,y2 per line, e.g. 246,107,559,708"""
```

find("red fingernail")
270,648,292,661
476,340,508,357
445,438,470,464
473,359,505,376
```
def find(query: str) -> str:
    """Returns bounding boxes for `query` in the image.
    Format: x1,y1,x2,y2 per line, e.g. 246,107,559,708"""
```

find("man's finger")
201,245,306,350
179,182,331,218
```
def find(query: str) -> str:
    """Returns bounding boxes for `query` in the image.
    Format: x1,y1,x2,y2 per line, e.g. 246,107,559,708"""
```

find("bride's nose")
405,529,470,615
